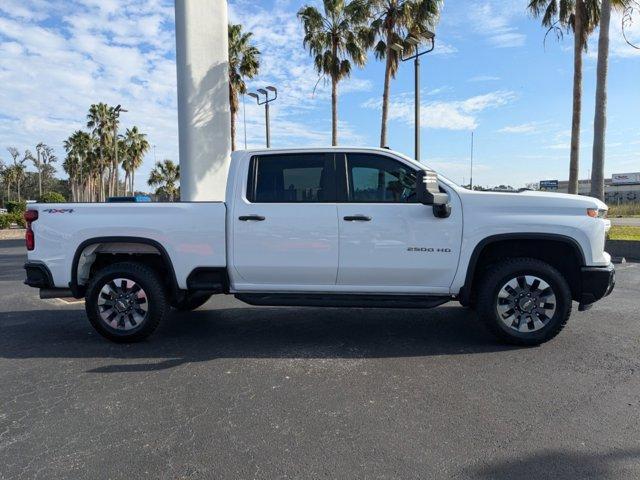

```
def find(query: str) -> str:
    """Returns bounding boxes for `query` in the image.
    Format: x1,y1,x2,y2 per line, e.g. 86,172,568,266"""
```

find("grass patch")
608,203,640,218
608,226,640,241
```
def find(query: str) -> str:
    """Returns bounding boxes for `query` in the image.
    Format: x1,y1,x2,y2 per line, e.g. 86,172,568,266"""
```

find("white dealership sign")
612,172,640,185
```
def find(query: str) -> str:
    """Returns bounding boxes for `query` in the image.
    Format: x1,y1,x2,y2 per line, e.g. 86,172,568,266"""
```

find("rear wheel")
85,262,167,343
477,258,572,346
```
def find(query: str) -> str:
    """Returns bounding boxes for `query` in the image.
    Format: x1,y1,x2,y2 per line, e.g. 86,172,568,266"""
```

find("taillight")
24,210,38,251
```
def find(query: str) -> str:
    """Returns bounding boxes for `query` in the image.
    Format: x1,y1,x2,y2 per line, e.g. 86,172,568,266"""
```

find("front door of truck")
232,152,339,289
336,152,462,294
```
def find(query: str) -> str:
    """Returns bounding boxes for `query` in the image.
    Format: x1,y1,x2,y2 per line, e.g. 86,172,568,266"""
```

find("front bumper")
579,263,615,306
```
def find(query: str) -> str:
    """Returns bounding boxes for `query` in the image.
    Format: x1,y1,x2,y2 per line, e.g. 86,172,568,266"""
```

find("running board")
235,293,451,309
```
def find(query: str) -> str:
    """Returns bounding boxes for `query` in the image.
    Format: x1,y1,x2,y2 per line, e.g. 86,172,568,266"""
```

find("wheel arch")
70,236,179,299
459,233,586,306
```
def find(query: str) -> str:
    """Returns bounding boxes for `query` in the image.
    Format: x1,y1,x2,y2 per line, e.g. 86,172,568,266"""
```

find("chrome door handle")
343,215,371,222
239,215,265,221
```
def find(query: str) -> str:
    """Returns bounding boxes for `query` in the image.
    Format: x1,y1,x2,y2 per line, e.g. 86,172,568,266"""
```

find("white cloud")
468,2,526,48
587,9,640,59
468,75,501,82
0,0,371,189
362,91,516,131
498,122,541,134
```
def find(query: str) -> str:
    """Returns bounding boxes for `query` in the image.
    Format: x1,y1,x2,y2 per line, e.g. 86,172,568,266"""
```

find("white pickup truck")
24,147,615,345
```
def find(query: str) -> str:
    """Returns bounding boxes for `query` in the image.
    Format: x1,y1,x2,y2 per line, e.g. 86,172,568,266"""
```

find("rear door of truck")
231,152,339,289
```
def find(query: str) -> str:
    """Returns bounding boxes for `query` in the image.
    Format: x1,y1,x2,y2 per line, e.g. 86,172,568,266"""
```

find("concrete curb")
606,239,640,262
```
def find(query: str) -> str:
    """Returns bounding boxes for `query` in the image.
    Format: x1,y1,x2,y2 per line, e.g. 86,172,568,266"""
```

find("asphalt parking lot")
1,239,639,479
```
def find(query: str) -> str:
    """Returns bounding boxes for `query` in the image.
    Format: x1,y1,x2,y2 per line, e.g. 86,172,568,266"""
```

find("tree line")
0,144,63,203
229,0,638,201
61,104,150,202
3,1,636,206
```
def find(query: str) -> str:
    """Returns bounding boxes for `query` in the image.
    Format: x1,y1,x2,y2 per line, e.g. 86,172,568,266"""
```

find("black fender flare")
458,233,586,305
70,236,180,299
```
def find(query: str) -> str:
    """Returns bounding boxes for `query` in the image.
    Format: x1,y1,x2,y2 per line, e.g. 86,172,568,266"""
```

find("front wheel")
476,258,572,346
85,262,168,343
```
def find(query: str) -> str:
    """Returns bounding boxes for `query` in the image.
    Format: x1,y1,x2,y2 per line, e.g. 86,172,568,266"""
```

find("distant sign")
539,180,559,190
612,172,640,185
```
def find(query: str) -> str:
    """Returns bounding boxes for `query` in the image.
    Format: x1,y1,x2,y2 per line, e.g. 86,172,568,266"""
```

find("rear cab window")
247,153,336,203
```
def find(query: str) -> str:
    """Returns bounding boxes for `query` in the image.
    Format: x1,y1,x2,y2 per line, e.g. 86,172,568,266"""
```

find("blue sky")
0,0,638,189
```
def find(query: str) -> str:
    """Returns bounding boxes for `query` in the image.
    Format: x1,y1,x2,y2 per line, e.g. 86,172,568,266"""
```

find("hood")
458,188,608,211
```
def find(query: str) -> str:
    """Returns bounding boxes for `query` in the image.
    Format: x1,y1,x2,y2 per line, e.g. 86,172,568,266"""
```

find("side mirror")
415,170,451,219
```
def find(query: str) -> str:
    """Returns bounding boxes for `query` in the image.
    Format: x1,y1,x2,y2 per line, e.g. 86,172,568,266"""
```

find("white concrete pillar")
175,0,231,201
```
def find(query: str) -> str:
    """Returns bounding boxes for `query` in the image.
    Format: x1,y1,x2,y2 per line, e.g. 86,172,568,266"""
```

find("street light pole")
248,86,278,148
470,131,474,191
391,32,435,163
415,54,421,163
113,104,127,197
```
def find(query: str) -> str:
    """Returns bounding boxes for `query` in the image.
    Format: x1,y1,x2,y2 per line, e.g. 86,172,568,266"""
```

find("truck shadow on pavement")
464,448,640,479
0,304,524,373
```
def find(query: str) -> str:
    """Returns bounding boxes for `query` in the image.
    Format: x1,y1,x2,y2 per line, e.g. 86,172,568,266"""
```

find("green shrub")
5,200,27,214
608,203,640,217
38,191,66,203
0,214,11,230
8,212,26,228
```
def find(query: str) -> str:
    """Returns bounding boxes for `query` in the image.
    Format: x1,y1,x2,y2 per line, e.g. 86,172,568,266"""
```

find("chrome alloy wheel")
496,275,557,333
97,278,149,331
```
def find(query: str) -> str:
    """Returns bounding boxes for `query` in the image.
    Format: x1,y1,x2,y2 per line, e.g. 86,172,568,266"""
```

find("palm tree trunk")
590,0,610,201
231,109,237,151
569,0,585,195
131,170,135,195
380,35,393,148
331,75,338,146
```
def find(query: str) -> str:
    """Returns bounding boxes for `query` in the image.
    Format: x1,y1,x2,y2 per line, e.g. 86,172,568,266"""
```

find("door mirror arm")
415,170,452,218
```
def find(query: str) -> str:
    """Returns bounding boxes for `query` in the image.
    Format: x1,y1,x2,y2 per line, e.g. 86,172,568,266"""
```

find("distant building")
539,174,640,204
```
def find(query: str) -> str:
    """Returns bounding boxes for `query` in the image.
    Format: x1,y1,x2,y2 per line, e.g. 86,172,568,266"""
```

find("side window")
249,154,335,203
346,154,418,203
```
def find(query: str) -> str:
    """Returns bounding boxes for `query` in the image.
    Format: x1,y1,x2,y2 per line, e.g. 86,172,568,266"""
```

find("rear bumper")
579,263,615,306
24,262,54,289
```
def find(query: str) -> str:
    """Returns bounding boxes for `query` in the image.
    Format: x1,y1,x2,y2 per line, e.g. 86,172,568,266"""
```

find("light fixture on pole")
248,86,278,148
390,31,435,163
113,104,128,197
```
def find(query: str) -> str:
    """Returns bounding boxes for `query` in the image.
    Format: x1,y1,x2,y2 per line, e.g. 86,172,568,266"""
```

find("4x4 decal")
43,208,75,214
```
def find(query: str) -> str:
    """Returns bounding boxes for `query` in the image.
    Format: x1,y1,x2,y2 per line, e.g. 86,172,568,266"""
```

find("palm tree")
228,24,260,151
123,127,150,195
87,103,117,200
1,160,13,202
366,0,442,148
590,0,630,200
528,0,600,194
298,0,369,146
6,148,27,201
148,159,180,201
64,131,93,201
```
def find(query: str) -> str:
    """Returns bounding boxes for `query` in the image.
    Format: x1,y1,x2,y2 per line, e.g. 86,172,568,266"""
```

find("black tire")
476,257,572,346
85,262,168,343
171,292,212,311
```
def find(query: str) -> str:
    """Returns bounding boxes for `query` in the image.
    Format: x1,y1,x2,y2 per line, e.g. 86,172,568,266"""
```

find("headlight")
587,208,608,218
